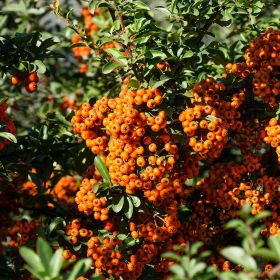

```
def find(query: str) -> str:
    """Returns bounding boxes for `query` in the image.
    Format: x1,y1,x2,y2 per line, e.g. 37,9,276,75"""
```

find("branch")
196,1,225,43
111,0,133,59
49,2,89,44
196,9,220,43
110,0,141,81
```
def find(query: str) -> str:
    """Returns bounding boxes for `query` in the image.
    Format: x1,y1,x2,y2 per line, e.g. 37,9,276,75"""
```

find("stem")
49,3,88,44
196,6,221,43
110,0,141,81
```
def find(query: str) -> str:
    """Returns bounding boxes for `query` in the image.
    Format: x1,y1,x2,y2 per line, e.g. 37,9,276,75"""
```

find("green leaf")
189,262,207,278
183,91,193,98
125,197,134,219
127,79,140,89
67,258,92,280
268,235,280,261
94,156,110,183
112,195,124,213
247,211,271,225
2,1,26,12
39,37,57,52
34,60,46,74
92,184,100,193
50,248,64,278
220,271,252,280
190,242,203,255
182,50,194,58
48,217,66,234
149,76,170,90
147,50,167,59
72,42,88,48
129,196,141,207
253,248,279,262
73,243,82,251
0,132,16,143
36,238,52,274
0,96,8,104
105,48,126,59
170,0,179,13
89,1,96,12
102,61,126,74
162,252,181,261
133,1,150,10
19,247,45,273
25,265,44,280
221,247,257,271
169,264,185,277
124,237,138,248
225,219,246,229
154,7,171,17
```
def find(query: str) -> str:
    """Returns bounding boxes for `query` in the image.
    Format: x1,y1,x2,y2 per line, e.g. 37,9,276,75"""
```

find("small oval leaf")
94,156,111,183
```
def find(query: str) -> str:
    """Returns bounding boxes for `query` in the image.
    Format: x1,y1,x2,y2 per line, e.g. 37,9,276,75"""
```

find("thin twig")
110,0,141,81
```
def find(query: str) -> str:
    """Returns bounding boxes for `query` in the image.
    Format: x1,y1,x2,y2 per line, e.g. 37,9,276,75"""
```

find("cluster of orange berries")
179,104,228,158
71,8,104,73
11,71,39,93
190,152,280,239
191,78,244,129
49,176,79,206
227,28,280,106
60,96,77,115
71,80,183,198
86,235,127,277
62,29,280,279
65,219,94,247
75,178,108,221
21,180,38,196
0,101,16,150
129,210,181,243
5,219,40,248
234,119,265,152
180,75,247,159
69,77,195,277
20,173,79,210
263,118,280,161
81,7,101,33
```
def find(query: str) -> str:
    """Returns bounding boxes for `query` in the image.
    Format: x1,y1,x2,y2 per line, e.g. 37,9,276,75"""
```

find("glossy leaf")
19,247,45,273
0,132,17,143
50,248,64,278
67,258,92,280
94,156,110,183
112,195,124,213
36,238,52,273
221,247,257,271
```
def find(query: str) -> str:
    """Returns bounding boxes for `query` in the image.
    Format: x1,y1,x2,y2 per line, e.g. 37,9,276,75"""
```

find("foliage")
19,237,99,280
167,206,280,280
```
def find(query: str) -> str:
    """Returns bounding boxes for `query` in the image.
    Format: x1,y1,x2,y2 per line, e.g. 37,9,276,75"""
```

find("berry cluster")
60,29,280,279
5,219,40,248
11,71,39,93
75,178,109,221
179,104,228,158
228,28,280,106
50,176,79,206
264,118,280,161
